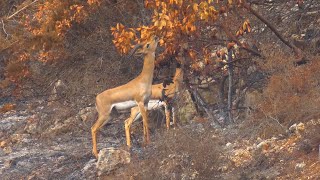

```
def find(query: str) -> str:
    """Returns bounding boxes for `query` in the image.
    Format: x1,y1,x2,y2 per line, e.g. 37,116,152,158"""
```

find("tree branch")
0,19,9,39
220,23,262,57
242,2,304,61
5,0,39,20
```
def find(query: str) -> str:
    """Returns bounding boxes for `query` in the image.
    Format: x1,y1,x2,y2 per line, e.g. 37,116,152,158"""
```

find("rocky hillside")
1,0,320,179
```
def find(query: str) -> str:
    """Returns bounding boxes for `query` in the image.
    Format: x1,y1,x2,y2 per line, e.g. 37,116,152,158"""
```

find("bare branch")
0,40,18,52
0,19,9,39
220,23,262,57
6,0,39,20
186,82,223,127
242,2,304,60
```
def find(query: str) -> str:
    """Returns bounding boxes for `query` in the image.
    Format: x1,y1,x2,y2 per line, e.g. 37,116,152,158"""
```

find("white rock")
82,159,96,173
96,147,130,176
226,142,233,148
295,162,306,170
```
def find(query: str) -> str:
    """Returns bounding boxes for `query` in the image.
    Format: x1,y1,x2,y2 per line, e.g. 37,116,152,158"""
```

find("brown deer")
124,59,184,147
91,37,159,158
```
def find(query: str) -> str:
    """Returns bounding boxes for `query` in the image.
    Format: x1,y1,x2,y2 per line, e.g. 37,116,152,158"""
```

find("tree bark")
227,49,234,124
218,75,228,123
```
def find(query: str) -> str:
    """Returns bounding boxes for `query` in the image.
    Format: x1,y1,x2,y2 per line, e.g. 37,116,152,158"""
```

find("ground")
0,100,319,179
0,1,320,179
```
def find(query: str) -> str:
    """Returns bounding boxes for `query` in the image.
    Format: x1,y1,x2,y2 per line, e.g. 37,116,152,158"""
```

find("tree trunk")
218,75,228,124
227,49,234,124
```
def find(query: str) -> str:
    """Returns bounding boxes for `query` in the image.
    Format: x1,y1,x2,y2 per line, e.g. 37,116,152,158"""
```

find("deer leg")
138,102,150,144
125,107,141,147
164,102,171,130
91,110,111,158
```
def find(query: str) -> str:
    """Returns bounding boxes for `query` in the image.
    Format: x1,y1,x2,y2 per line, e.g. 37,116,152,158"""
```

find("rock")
0,114,28,134
226,142,233,148
218,165,228,172
296,122,305,132
256,139,276,152
3,146,12,154
96,148,130,176
0,140,7,148
78,107,96,122
288,123,297,133
82,159,96,173
295,162,306,171
44,117,75,136
229,149,252,167
48,80,67,106
288,122,305,135
195,123,205,133
175,90,197,123
24,123,38,135
256,141,270,151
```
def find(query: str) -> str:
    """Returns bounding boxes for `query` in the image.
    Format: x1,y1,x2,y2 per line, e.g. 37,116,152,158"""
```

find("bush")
255,55,320,127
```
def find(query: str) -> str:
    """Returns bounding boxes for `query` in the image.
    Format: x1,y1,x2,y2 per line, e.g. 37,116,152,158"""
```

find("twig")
220,23,262,57
187,85,223,127
0,40,18,52
6,0,40,20
1,19,9,39
260,109,286,131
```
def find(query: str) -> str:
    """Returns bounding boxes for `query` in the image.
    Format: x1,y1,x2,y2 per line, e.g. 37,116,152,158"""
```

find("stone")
78,107,96,122
288,122,305,135
175,90,197,123
96,147,131,176
0,140,7,148
295,162,306,171
218,165,228,172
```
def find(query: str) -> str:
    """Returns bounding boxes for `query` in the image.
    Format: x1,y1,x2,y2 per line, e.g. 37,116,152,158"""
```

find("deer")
124,57,184,148
91,36,159,158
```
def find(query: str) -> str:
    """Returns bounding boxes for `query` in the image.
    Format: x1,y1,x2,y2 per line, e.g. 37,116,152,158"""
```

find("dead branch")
0,40,18,52
220,23,262,57
5,0,39,20
242,1,304,61
0,19,9,39
185,81,223,127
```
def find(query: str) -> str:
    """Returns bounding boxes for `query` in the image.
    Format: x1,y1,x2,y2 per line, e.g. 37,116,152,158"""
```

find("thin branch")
220,23,262,57
186,84,223,127
1,19,9,39
242,1,304,60
6,0,39,20
0,40,18,52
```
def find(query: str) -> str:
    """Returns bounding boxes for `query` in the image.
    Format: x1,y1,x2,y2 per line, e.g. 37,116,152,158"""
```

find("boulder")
175,90,197,124
96,148,130,176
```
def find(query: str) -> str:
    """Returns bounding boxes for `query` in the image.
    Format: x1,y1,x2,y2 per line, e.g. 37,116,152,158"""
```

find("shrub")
255,55,320,127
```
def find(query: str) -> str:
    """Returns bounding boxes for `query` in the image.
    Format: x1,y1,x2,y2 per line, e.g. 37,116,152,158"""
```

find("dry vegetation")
0,0,320,179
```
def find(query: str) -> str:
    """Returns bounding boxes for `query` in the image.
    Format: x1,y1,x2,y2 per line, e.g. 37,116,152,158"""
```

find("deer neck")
173,68,183,84
140,52,155,81
171,68,183,94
